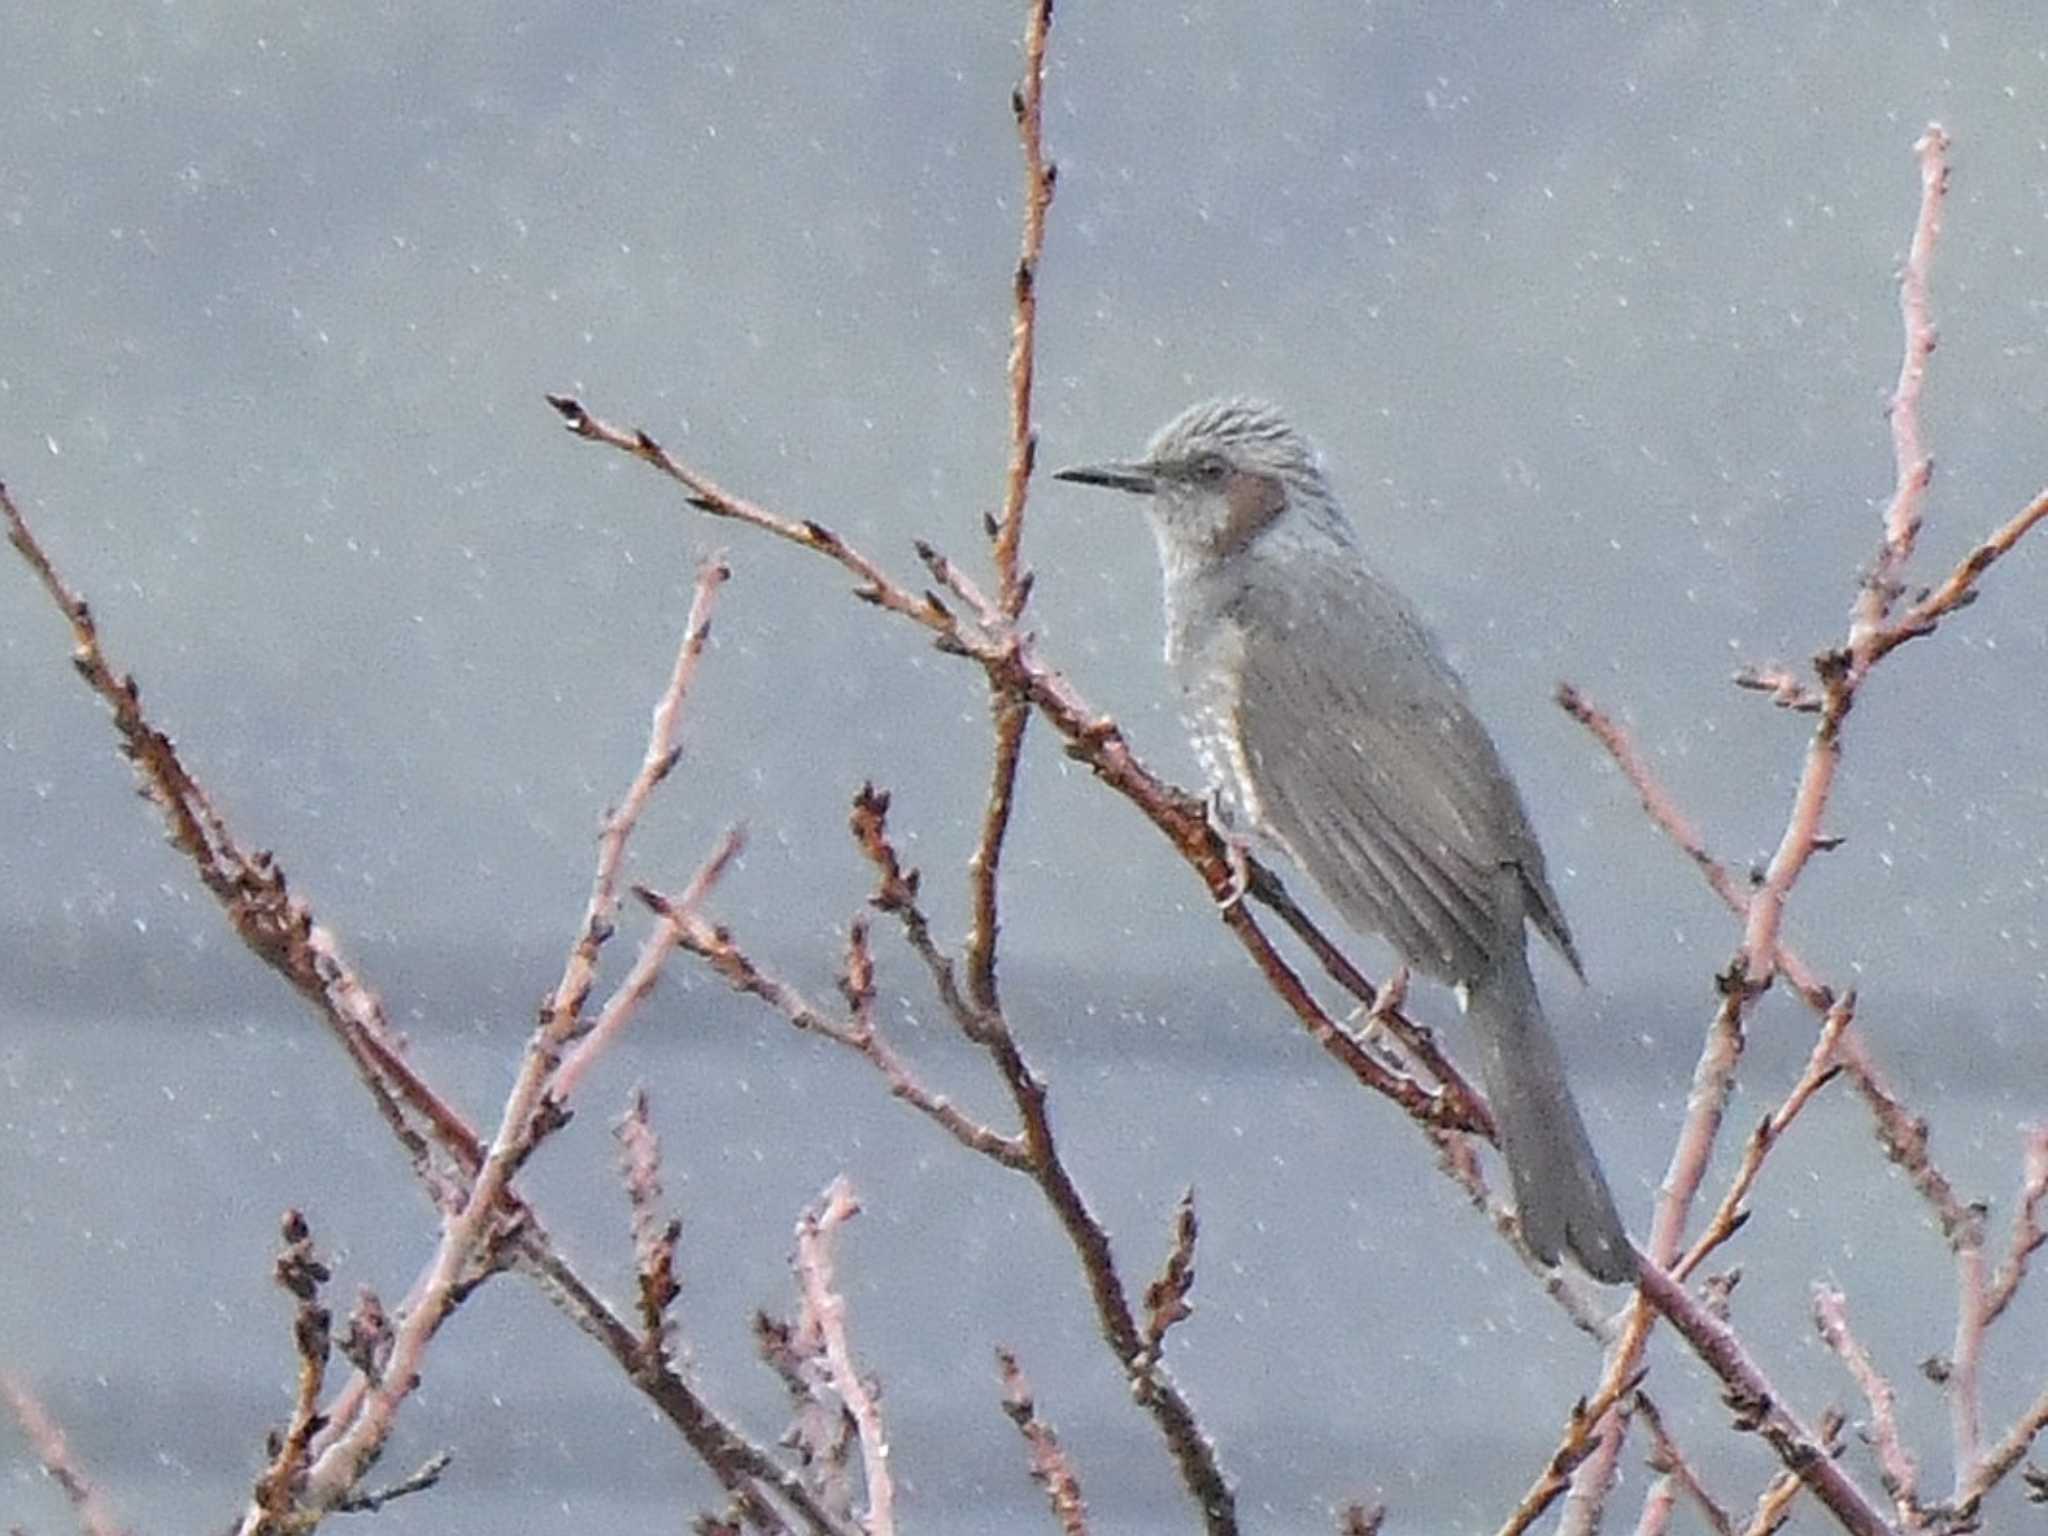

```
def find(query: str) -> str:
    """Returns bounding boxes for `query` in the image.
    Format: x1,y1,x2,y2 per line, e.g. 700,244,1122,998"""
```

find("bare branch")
1732,664,1824,713
1142,1191,1200,1355
332,1451,451,1515
1985,1127,2048,1325
2,1370,132,1536
1813,1284,1925,1528
1849,124,1949,662
996,1348,1090,1536
965,693,1030,1016
250,1210,336,1523
793,1179,894,1536
1676,995,1854,1280
993,0,1054,621
617,1088,683,1358
547,554,729,1045
1634,1391,1735,1536
1636,1263,1891,1536
1740,1409,1842,1536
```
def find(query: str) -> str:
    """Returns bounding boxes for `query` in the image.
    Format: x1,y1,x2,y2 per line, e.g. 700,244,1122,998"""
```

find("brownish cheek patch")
1215,469,1287,557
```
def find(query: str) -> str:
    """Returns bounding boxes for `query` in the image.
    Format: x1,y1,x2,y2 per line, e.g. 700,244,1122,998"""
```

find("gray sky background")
8,5,2048,1532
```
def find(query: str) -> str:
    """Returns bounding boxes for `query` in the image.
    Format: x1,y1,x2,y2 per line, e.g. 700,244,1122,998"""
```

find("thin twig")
1952,1381,2048,1524
1741,1409,1844,1536
1813,1284,1925,1528
997,1349,1090,1536
1634,1391,1735,1536
1675,995,1854,1280
617,1088,683,1358
1536,979,1760,1536
250,1210,336,1521
285,831,745,1524
2,1371,132,1536
547,554,729,1056
992,0,1054,622
965,694,1030,1015
794,1179,894,1536
1848,124,1949,668
1984,1127,2048,1325
1635,1263,1892,1536
1142,1191,1200,1355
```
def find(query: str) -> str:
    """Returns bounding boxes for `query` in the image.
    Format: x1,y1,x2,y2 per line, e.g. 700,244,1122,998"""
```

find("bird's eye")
1190,453,1230,484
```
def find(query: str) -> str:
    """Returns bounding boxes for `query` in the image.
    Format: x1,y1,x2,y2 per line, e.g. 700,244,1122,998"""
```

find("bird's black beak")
1053,459,1157,496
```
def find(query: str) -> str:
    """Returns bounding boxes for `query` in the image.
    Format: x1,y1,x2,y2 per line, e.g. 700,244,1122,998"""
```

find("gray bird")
1056,398,1634,1283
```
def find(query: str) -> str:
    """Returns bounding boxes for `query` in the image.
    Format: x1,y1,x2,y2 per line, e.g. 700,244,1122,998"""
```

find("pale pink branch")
1633,1391,1734,1536
1634,1471,1678,1536
1872,485,2048,661
1556,684,1755,920
1849,123,1948,666
617,1088,683,1351
1739,711,1842,987
2,1371,131,1536
1946,1241,1988,1482
1550,984,1754,1536
546,554,729,1045
550,827,746,1103
794,1178,894,1536
1953,1378,2048,1523
1634,1264,1890,1536
1832,1027,1976,1245
275,829,744,1525
1676,995,1853,1280
1985,1126,2048,1324
1943,1126,2048,1509
1813,1284,1925,1528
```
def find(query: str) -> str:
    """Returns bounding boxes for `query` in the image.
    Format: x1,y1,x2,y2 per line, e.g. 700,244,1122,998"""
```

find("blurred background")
7,4,2048,1531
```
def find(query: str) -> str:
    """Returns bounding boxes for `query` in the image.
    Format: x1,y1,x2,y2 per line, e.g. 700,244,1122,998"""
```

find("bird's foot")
1205,791,1253,910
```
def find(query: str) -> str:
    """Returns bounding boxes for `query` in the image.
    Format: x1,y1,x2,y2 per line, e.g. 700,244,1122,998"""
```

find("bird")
1055,398,1635,1283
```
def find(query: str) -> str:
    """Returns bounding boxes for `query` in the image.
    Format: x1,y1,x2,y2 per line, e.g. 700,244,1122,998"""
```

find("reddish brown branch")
687,791,1238,1533
966,694,1030,1015
1741,1410,1844,1536
250,1210,337,1521
1142,1191,1200,1354
288,830,746,1523
993,0,1055,621
996,1348,1090,1536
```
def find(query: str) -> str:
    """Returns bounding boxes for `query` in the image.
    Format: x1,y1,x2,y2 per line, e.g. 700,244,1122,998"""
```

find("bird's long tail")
1464,951,1635,1283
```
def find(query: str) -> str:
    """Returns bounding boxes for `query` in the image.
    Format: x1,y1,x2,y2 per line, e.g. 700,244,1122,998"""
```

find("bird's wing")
1231,560,1578,982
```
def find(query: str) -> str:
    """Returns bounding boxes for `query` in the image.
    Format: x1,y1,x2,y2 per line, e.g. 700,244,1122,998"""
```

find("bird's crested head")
1055,397,1352,568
